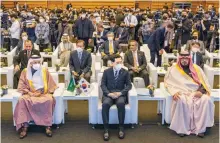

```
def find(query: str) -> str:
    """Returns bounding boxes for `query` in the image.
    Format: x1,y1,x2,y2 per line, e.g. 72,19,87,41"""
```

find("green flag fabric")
67,76,75,92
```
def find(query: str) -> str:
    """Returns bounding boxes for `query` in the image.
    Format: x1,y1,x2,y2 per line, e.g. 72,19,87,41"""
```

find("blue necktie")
78,52,82,64
114,70,118,81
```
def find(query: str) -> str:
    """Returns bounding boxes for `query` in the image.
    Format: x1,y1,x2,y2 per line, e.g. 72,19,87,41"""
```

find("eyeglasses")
26,46,32,48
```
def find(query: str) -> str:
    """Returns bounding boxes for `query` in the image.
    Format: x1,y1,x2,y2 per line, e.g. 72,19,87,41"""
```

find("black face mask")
192,36,198,40
163,16,167,20
182,15,187,18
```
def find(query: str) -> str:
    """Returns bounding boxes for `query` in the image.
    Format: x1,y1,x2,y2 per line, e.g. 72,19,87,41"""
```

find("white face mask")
39,18,44,23
81,14,86,18
191,47,199,53
76,47,83,52
32,63,41,70
108,37,113,41
22,36,28,41
115,64,122,71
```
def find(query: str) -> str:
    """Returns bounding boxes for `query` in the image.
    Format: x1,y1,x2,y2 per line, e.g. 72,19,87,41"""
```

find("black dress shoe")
118,128,125,139
198,133,205,138
178,133,185,137
103,130,109,141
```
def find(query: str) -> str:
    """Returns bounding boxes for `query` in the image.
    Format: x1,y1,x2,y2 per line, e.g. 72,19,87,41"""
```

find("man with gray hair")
124,40,150,87
100,32,119,66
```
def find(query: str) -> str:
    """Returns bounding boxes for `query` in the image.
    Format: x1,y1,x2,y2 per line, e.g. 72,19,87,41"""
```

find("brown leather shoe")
19,127,28,139
45,127,53,137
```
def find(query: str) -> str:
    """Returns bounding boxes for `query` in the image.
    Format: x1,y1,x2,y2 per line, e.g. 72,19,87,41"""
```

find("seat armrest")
95,62,101,80
128,84,138,124
203,64,214,88
147,63,157,86
52,47,59,67
89,82,99,124
53,83,65,97
160,82,172,124
7,46,17,66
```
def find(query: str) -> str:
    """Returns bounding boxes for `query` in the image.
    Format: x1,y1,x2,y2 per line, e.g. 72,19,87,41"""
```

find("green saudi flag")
67,76,75,92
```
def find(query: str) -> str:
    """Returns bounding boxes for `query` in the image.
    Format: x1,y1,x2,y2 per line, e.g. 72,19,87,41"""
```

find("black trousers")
13,70,22,89
150,50,162,67
102,96,126,130
78,37,89,50
11,38,19,48
102,54,116,67
39,43,49,52
129,69,150,87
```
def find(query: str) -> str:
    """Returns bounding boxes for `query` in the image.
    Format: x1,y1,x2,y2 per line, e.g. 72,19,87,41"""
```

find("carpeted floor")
1,121,219,143
1,100,219,143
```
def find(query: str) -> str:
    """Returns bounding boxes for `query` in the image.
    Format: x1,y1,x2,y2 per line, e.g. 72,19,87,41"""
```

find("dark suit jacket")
74,18,94,39
124,50,147,71
101,67,132,99
181,18,193,44
14,49,41,70
100,40,119,55
116,27,129,44
69,50,92,74
97,30,109,41
109,25,119,37
148,27,166,52
192,52,204,69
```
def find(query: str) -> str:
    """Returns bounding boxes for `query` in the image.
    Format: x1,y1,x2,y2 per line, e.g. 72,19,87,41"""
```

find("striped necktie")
114,70,118,80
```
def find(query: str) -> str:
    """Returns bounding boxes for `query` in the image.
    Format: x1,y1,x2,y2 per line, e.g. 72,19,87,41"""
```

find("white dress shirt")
124,15,138,26
9,20,21,39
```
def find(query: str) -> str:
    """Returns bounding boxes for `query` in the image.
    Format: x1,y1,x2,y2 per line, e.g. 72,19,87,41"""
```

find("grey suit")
124,50,150,86
69,50,92,82
186,40,205,55
115,27,130,44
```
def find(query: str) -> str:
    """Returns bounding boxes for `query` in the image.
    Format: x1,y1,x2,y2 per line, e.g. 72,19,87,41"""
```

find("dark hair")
76,40,85,46
192,30,200,36
167,23,174,29
10,13,18,19
110,19,116,24
110,54,122,62
192,42,200,47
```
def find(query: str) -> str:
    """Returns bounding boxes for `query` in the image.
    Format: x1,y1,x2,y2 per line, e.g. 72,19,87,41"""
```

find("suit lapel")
129,51,134,66
137,51,141,65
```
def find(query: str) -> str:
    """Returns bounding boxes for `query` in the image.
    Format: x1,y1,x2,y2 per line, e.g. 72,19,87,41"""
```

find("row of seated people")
13,38,150,88
13,28,206,89
13,50,214,140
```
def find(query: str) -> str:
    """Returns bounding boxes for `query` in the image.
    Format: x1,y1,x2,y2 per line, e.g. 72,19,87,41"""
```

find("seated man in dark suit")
13,40,41,88
96,24,109,48
69,40,92,83
100,32,119,66
190,42,204,69
101,54,132,141
124,40,150,87
115,21,130,44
